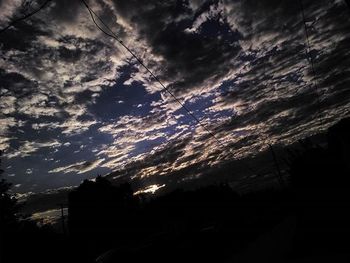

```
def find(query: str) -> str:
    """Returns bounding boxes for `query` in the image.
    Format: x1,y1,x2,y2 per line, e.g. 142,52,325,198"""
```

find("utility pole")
57,203,67,236
269,144,284,187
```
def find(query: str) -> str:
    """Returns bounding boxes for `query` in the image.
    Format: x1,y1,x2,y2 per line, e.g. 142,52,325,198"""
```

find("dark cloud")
48,0,82,23
1,0,350,195
0,17,48,51
112,0,242,94
0,69,36,97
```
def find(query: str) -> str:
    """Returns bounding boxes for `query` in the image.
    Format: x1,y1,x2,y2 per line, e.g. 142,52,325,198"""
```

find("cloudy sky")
1,0,349,194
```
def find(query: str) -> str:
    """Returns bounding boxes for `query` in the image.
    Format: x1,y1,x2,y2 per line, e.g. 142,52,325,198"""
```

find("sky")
0,0,350,194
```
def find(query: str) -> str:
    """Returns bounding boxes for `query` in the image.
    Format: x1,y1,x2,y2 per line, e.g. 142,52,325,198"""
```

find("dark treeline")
69,179,292,263
1,117,350,263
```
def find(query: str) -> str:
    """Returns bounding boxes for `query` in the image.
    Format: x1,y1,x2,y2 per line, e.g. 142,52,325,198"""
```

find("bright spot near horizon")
134,184,166,195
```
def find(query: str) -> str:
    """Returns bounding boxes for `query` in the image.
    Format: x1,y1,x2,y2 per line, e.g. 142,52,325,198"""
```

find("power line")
0,0,256,175
81,0,258,175
0,0,257,177
0,0,52,35
298,0,323,122
80,0,230,151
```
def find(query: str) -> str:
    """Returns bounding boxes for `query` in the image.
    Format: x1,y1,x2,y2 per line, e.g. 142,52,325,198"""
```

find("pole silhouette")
269,144,284,187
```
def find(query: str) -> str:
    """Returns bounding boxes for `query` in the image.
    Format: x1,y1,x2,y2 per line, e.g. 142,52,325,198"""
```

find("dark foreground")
1,118,350,263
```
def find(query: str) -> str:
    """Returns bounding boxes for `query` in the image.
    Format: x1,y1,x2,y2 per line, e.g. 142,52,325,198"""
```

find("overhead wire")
80,0,227,149
0,0,258,176
298,0,323,123
81,0,259,175
81,2,240,154
0,0,53,35
0,0,338,183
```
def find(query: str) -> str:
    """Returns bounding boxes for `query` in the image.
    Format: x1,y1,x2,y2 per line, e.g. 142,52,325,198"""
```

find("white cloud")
60,118,97,135
49,158,105,174
0,0,22,24
0,95,16,114
133,184,165,195
7,140,62,159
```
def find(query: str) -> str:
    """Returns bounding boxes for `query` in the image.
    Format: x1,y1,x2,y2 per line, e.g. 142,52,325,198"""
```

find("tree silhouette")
0,151,68,263
0,151,19,220
68,176,139,260
287,118,350,256
0,151,20,262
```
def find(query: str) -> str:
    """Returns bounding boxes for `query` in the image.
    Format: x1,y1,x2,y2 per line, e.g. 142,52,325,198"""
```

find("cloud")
49,158,105,174
0,0,22,24
0,95,16,114
1,0,350,193
31,208,68,225
0,117,17,135
0,136,14,151
112,0,242,95
6,140,62,159
0,116,25,151
133,184,165,195
0,5,129,147
100,0,350,182
59,118,98,135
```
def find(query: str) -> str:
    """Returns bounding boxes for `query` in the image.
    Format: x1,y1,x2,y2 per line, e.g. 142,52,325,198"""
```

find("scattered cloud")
1,0,349,193
6,140,62,159
49,158,105,174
